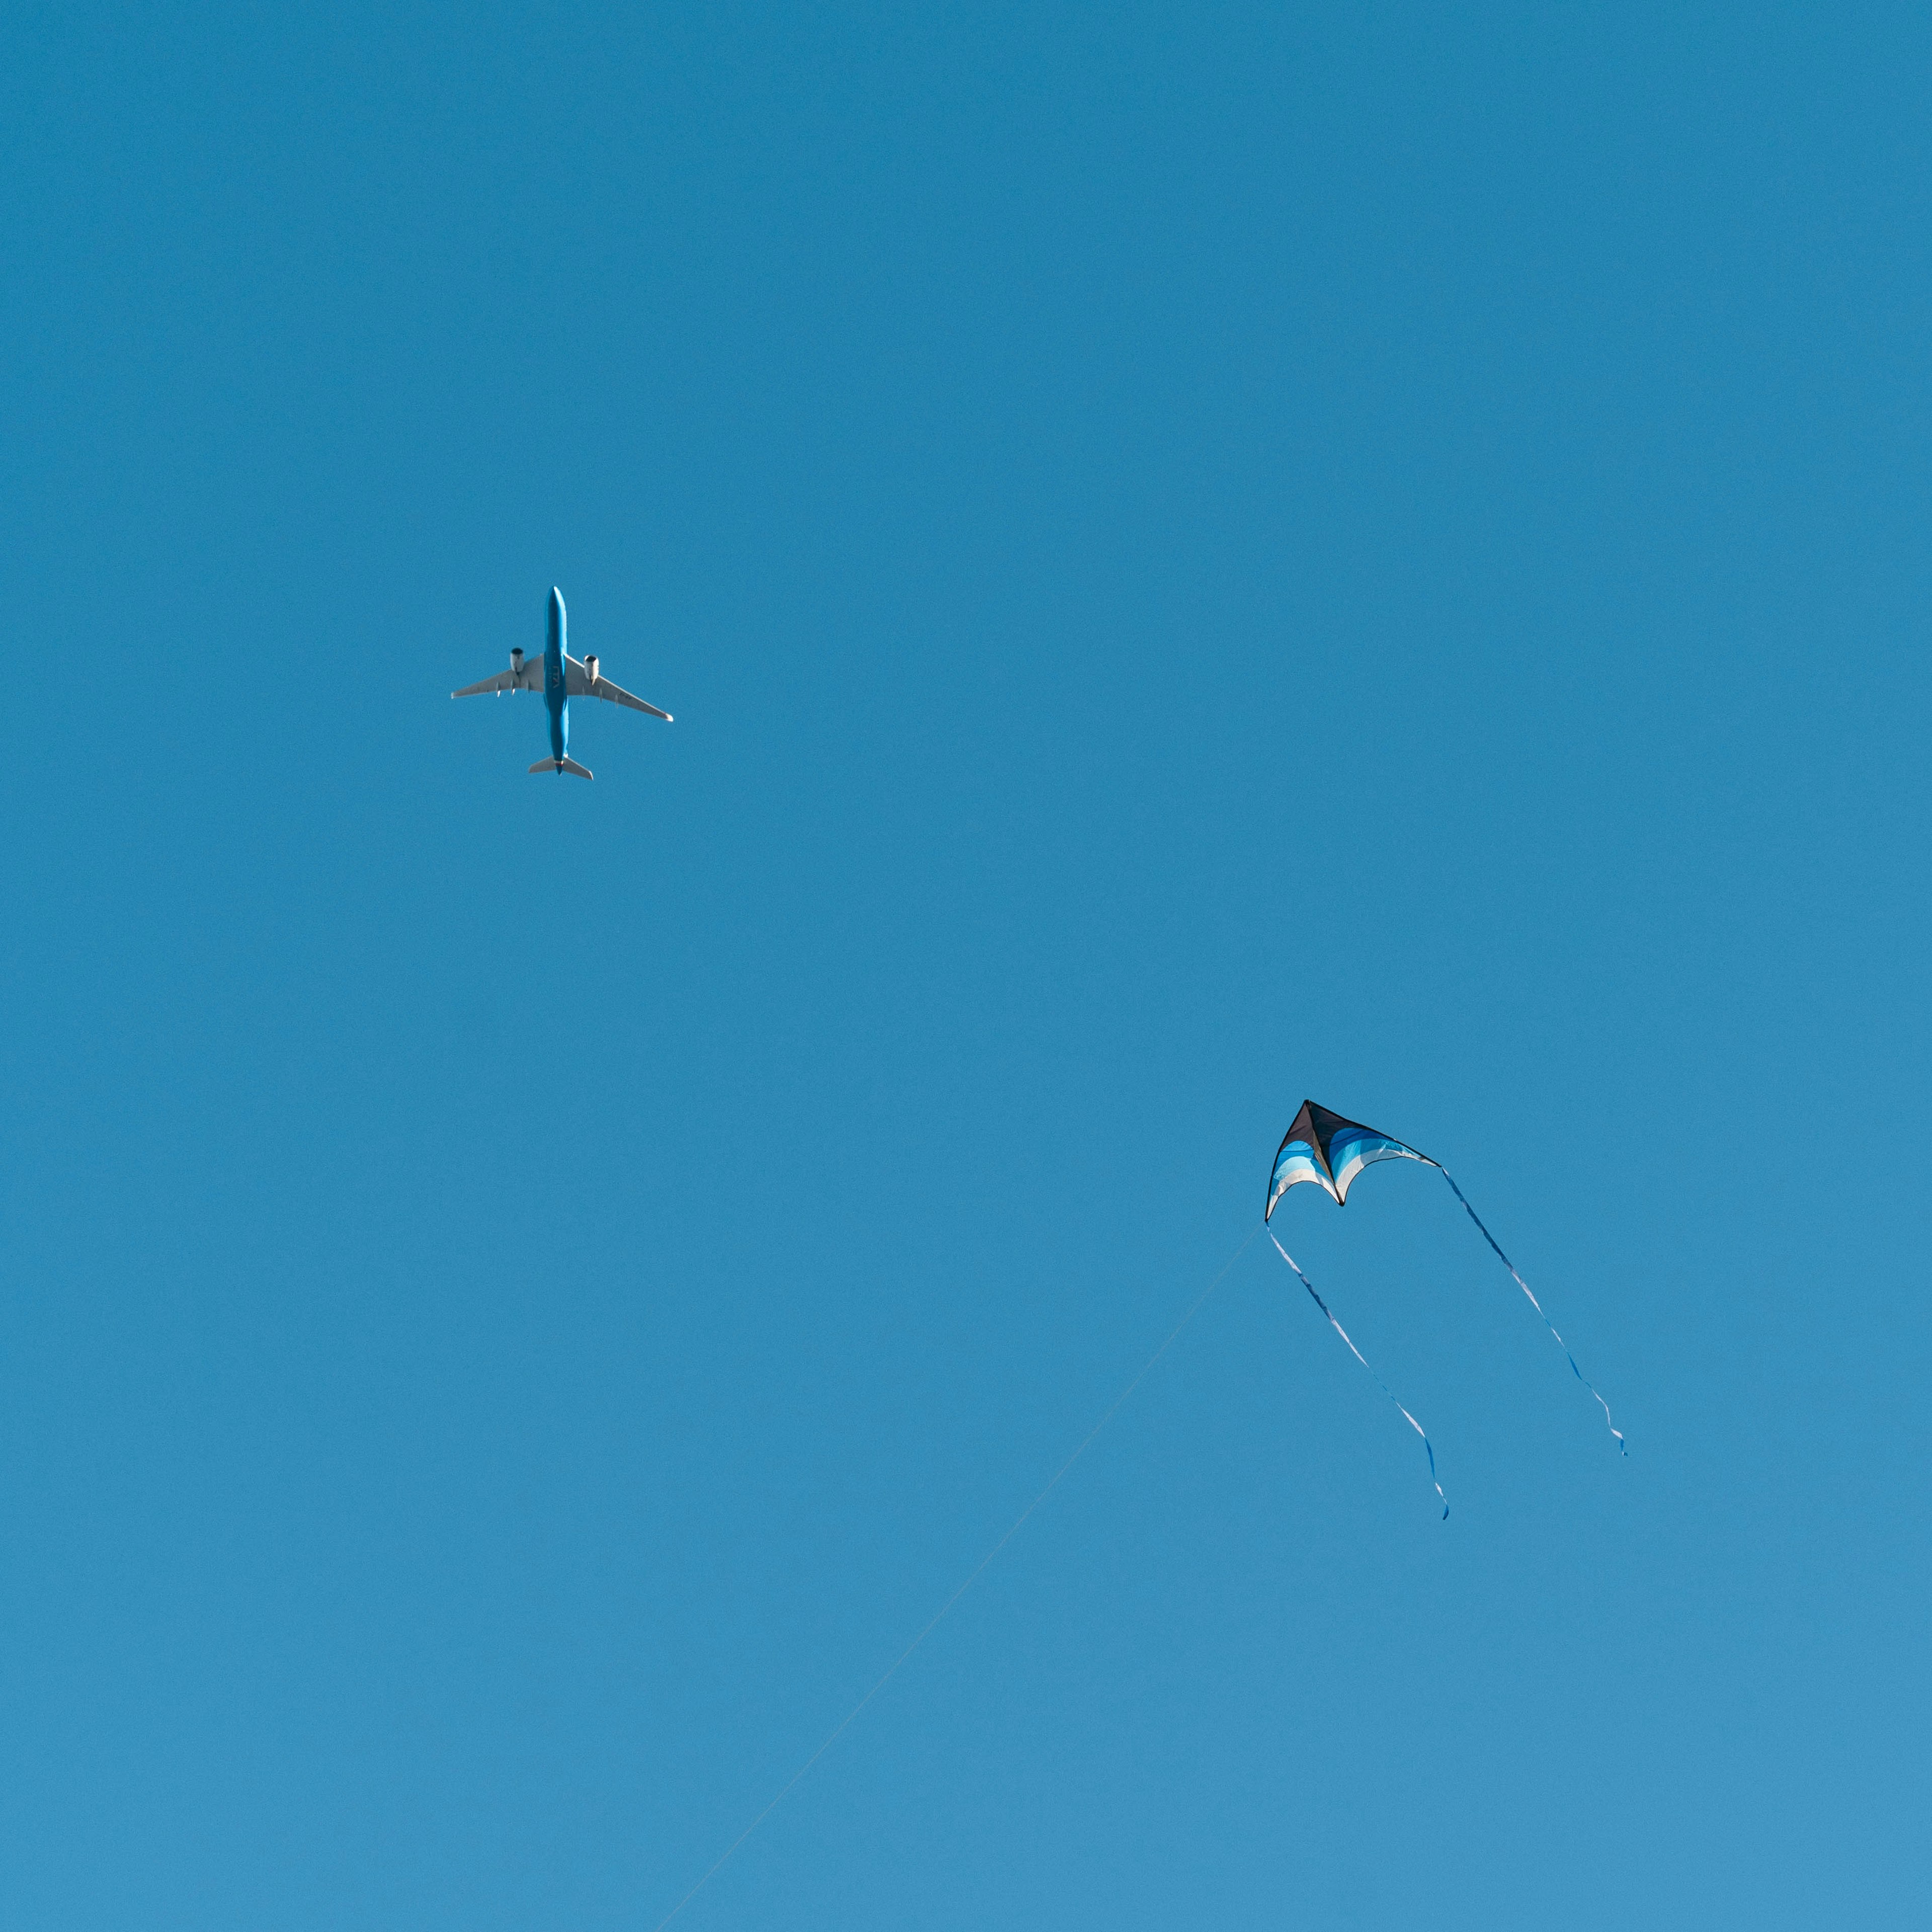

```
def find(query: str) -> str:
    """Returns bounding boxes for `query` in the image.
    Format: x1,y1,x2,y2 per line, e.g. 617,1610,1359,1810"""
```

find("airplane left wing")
566,654,673,720
452,656,545,698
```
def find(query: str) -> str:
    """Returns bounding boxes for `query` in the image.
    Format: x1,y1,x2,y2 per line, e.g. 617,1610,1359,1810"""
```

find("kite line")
650,1223,1262,1931
1267,1232,1448,1518
1434,1168,1626,1454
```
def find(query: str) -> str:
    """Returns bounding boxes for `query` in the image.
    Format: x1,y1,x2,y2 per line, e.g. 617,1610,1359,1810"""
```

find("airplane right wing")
564,655,673,719
452,656,545,698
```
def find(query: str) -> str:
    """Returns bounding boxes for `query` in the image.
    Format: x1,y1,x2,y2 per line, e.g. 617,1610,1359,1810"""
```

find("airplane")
452,586,672,779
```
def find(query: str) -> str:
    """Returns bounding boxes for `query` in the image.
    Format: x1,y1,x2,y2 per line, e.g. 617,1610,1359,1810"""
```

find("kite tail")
1435,1168,1626,1456
1268,1232,1447,1519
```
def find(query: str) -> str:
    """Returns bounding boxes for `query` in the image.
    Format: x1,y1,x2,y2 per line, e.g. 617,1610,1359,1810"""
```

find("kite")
1265,1100,1625,1516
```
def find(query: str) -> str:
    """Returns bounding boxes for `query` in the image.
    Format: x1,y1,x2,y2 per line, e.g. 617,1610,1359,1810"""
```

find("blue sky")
4,4,1928,1926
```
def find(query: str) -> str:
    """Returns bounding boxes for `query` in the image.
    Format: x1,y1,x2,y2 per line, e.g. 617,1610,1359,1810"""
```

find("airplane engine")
511,648,525,672
584,655,600,685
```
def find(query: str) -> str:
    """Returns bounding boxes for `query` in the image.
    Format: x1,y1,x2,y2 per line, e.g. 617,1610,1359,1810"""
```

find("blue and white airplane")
452,587,672,779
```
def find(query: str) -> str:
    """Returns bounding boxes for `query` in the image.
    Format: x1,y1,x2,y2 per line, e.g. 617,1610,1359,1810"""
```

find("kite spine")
1269,1231,1448,1519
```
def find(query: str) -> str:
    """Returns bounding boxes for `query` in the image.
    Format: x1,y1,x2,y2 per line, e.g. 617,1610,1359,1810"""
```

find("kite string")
1267,1231,1448,1520
650,1223,1263,1932
1433,1167,1626,1455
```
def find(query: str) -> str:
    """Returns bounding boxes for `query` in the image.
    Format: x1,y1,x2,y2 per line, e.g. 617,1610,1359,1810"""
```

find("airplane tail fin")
528,757,594,780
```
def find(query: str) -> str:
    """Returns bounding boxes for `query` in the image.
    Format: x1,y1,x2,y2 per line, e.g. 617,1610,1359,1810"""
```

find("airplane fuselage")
544,587,570,763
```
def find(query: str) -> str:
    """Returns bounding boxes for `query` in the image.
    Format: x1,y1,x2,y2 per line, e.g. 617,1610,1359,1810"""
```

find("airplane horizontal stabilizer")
528,757,595,780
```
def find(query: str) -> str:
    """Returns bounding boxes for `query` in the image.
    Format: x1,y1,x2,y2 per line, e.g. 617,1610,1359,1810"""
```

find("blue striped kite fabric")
1265,1099,1431,1218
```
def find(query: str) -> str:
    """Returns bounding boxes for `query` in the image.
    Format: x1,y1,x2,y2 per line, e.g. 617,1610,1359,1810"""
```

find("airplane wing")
452,658,545,698
565,654,673,720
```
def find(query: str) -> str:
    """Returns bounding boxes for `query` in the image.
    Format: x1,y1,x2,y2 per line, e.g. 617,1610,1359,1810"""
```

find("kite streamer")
1433,1167,1626,1455
1268,1231,1448,1518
